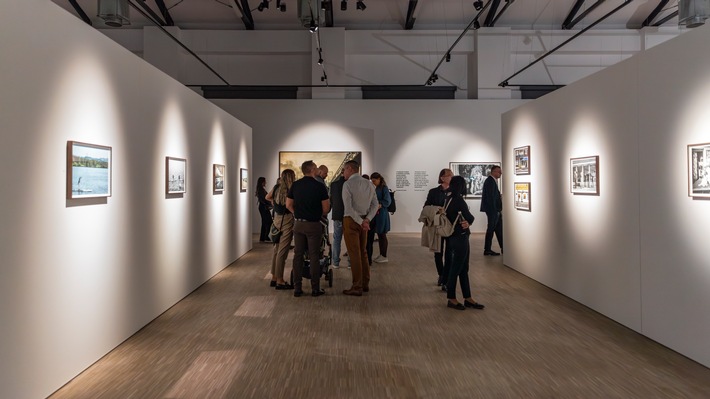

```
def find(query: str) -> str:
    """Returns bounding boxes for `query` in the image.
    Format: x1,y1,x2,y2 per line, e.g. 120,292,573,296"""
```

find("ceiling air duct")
297,0,322,28
98,0,130,27
679,0,710,27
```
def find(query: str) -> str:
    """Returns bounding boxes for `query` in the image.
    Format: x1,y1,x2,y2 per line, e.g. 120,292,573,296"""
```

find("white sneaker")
332,264,340,269
373,255,382,262
374,256,388,263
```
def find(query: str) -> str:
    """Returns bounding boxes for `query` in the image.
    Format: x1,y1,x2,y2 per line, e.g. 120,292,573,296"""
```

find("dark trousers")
435,237,451,285
366,229,388,263
292,221,323,291
446,234,471,300
259,204,272,241
484,211,503,252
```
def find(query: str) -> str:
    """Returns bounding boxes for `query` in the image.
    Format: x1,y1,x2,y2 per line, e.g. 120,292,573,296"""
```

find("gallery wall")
502,22,710,367
212,99,524,234
0,1,252,398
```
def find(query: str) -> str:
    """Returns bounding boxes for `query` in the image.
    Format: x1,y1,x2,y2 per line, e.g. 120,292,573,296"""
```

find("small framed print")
514,146,530,175
213,164,225,193
688,142,710,198
67,141,112,199
166,156,186,195
240,168,248,193
514,182,531,211
570,156,599,195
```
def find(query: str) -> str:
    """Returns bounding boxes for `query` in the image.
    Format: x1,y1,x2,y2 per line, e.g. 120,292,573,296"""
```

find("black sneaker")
312,289,325,297
484,250,500,256
294,289,304,297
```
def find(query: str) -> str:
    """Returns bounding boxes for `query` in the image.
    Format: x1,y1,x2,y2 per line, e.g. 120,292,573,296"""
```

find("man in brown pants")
341,160,379,296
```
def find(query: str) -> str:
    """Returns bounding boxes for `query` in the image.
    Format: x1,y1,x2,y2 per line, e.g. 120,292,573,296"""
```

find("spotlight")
473,1,483,11
309,19,319,32
321,74,328,82
473,20,480,29
318,58,323,65
341,0,347,11
432,74,438,82
277,0,286,11
257,0,269,11
445,53,451,62
356,0,366,10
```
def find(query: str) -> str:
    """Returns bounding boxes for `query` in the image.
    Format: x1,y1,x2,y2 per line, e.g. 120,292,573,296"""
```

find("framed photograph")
240,168,248,192
514,182,531,211
449,162,501,199
689,142,710,198
514,146,530,175
213,164,225,193
166,156,186,194
279,151,362,188
570,156,599,195
67,141,112,199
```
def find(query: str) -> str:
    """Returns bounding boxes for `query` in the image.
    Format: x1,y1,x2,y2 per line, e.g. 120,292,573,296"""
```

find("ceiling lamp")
341,0,347,11
473,1,483,11
679,0,710,27
257,0,269,11
356,0,366,11
97,0,130,27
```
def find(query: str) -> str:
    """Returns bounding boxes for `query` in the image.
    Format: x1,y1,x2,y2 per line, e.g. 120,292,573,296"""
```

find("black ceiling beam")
490,0,516,27
565,0,606,30
135,0,167,26
324,0,334,27
232,0,255,30
405,0,418,30
154,0,175,26
653,9,678,26
67,0,92,25
562,0,586,29
484,0,502,27
642,0,670,27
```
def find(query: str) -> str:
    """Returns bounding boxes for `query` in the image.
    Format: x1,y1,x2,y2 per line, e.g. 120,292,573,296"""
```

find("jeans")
484,211,503,252
332,220,345,266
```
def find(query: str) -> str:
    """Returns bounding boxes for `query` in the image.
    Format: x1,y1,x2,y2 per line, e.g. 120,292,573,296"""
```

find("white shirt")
342,174,378,225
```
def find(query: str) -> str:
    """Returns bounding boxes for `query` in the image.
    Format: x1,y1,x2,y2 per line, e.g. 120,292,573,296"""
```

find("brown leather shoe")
343,288,363,296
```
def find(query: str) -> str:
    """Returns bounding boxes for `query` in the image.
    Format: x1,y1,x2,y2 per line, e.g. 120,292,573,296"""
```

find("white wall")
213,99,524,234
502,22,710,367
0,2,252,398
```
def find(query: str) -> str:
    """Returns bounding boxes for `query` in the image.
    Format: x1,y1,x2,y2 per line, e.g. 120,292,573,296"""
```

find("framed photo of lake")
688,142,710,198
514,182,531,211
67,141,112,199
240,168,248,192
449,162,501,199
166,157,186,194
213,164,225,193
279,151,362,188
570,156,599,195
514,146,530,175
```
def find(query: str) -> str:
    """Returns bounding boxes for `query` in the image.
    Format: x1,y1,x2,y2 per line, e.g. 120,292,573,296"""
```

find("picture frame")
166,156,186,195
449,162,501,199
67,141,112,199
688,142,710,198
514,145,530,175
570,155,599,195
514,182,531,211
240,168,248,193
213,164,225,193
279,151,362,187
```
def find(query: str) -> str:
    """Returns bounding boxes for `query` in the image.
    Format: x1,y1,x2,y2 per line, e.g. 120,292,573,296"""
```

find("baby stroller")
290,219,334,287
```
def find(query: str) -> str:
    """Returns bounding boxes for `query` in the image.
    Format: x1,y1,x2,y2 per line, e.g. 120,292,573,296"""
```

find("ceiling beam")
653,9,678,26
324,0,334,27
561,0,586,29
229,0,255,30
484,0,501,27
67,0,92,25
135,0,167,26
154,0,175,26
490,0,517,27
642,0,670,27
565,0,606,30
405,0,418,30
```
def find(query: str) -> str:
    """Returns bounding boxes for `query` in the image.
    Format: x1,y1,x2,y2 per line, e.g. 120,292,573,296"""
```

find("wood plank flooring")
50,234,710,398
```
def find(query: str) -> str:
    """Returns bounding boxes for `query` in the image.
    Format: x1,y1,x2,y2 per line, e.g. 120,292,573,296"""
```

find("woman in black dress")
445,176,485,311
255,176,272,242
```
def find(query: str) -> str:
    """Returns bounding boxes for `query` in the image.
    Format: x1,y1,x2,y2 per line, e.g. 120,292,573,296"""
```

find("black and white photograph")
213,164,225,193
67,141,112,199
449,162,501,199
166,156,186,195
279,151,361,187
688,142,710,198
514,182,531,211
570,156,599,195
514,145,530,175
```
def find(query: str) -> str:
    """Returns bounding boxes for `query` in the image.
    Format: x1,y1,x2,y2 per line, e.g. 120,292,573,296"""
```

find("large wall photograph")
449,162,501,199
279,151,361,187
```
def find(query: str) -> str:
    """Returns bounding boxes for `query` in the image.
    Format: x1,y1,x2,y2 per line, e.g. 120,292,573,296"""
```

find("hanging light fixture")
356,0,366,11
97,0,130,27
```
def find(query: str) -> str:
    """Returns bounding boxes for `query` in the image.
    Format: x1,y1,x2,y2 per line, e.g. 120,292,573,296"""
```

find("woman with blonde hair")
266,169,296,289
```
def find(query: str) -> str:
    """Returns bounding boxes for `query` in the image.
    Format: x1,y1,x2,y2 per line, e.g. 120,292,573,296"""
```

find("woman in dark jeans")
255,176,272,242
445,176,485,311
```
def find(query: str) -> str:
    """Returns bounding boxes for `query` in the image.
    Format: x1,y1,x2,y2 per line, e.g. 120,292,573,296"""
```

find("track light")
276,0,286,11
318,58,324,65
341,0,347,11
356,0,366,10
445,53,451,62
321,73,328,82
473,20,480,29
473,1,483,11
257,0,269,11
309,19,318,32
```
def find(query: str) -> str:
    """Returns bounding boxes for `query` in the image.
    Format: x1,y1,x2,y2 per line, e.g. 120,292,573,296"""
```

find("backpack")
388,190,397,214
435,199,461,237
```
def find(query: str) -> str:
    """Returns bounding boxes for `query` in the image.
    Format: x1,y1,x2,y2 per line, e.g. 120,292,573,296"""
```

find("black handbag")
269,213,285,243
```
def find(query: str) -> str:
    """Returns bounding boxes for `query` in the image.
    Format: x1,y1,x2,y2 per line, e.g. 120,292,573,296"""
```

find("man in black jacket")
330,171,348,268
480,165,503,256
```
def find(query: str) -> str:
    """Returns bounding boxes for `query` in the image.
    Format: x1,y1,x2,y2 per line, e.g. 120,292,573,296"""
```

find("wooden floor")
50,234,710,398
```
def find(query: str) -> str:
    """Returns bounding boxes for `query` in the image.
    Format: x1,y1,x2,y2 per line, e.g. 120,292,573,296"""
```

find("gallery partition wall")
502,22,710,368
0,1,253,398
